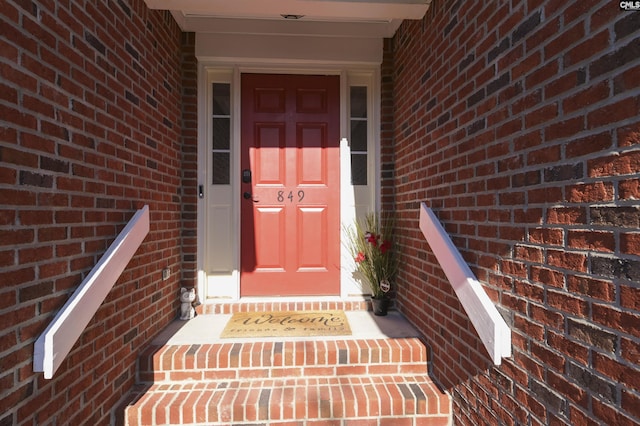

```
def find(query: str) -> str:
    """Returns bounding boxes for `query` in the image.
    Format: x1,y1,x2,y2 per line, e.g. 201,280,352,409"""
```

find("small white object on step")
179,287,196,320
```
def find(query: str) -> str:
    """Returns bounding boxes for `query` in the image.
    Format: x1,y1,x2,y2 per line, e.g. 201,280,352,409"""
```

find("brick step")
200,298,373,315
124,375,451,426
138,338,430,384
121,311,452,425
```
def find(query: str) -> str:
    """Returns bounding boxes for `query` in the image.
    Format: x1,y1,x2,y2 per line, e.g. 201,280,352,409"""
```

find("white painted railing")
419,202,511,365
34,205,150,379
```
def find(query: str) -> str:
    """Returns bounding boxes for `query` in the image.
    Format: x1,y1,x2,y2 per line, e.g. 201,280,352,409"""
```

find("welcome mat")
220,310,352,338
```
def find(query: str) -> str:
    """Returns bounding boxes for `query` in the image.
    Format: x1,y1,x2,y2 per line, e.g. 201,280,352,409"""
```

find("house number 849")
277,190,305,203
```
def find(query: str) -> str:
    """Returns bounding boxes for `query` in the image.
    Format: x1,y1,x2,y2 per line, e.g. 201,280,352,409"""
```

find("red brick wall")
179,32,198,289
380,38,396,212
0,1,194,424
390,1,639,424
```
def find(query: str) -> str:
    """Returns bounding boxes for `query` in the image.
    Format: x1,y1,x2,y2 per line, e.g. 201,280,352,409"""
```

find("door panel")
241,74,340,296
255,88,286,113
298,124,327,184
254,207,286,270
255,124,286,184
296,89,328,113
297,206,328,270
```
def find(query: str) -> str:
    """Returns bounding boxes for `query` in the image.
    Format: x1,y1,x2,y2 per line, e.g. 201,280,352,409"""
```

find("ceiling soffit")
144,0,431,38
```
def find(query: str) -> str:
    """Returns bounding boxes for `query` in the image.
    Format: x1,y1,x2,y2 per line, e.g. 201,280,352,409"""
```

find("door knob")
243,192,259,202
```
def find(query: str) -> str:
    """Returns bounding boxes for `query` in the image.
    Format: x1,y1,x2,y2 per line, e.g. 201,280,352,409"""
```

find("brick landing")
121,300,451,425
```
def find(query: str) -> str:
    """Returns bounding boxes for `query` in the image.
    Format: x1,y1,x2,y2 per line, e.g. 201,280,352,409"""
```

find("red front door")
240,74,340,296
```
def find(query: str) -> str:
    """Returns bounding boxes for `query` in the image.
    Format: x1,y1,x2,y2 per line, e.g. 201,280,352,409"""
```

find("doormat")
220,310,352,338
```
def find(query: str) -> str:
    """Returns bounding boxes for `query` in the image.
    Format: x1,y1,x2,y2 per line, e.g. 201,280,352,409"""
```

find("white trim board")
196,33,383,65
419,202,511,365
34,206,150,379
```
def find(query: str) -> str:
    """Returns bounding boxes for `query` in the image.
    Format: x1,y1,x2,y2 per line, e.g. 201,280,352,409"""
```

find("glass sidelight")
350,86,368,186
212,82,231,185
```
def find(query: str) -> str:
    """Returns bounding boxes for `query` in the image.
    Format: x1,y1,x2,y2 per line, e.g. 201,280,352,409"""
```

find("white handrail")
419,202,511,365
34,205,150,379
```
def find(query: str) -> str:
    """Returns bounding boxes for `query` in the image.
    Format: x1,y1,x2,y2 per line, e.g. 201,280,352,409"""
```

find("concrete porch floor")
152,310,422,346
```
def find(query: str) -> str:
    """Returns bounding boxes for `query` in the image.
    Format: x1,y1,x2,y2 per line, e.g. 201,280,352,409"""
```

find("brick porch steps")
137,339,431,383
122,304,451,425
125,375,449,425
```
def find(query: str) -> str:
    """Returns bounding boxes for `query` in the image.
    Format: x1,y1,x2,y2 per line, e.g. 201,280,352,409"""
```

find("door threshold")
201,295,372,314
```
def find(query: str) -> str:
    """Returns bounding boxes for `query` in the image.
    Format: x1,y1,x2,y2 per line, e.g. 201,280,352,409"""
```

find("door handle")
243,192,259,202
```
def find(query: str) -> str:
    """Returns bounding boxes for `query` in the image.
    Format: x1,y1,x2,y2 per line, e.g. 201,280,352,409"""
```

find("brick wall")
390,0,639,424
179,32,198,289
0,1,193,424
380,38,396,212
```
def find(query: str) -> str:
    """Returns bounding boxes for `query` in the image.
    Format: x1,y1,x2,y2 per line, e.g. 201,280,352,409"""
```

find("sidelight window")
212,82,231,185
350,86,368,185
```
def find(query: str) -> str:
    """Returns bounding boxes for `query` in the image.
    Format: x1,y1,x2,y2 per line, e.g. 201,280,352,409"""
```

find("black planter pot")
370,297,390,316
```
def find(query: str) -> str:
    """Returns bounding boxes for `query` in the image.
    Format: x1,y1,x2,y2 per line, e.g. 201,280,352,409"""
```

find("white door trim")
196,53,381,301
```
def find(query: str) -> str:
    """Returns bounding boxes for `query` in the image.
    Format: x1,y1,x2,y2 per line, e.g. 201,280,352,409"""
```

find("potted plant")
346,212,398,315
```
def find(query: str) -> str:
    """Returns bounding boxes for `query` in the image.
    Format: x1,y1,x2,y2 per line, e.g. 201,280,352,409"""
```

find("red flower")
379,240,391,254
355,252,366,263
365,232,378,247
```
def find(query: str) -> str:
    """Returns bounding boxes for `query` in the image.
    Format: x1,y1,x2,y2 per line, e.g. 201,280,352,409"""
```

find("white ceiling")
144,0,431,38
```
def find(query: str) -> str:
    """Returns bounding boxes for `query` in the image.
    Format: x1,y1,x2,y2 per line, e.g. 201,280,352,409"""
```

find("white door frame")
195,34,382,301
